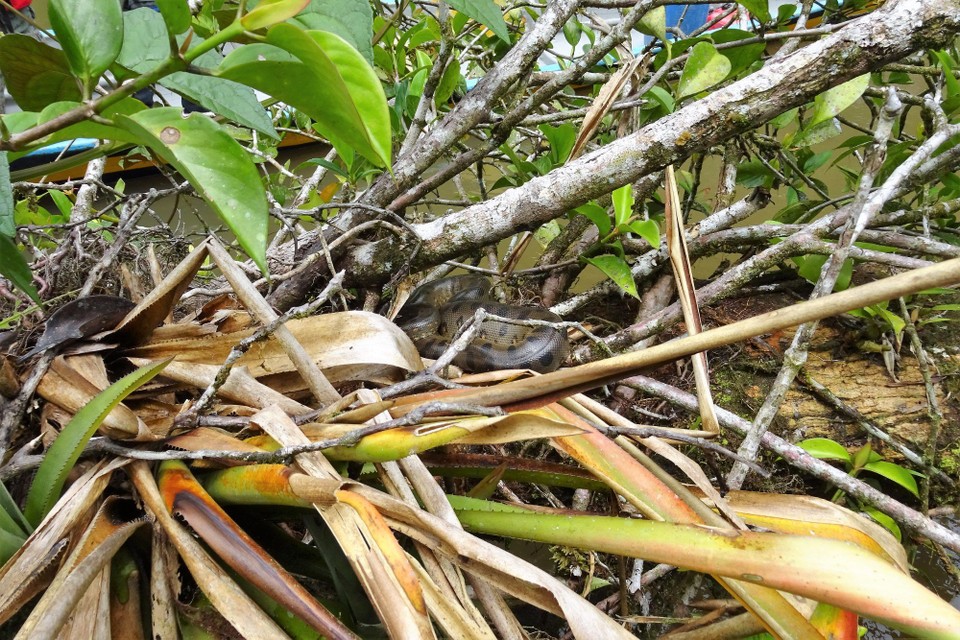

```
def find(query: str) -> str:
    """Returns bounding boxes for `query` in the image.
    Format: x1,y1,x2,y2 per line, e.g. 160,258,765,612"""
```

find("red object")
8,0,31,9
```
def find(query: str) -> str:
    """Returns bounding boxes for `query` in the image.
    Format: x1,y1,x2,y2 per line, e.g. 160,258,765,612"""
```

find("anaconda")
395,275,568,373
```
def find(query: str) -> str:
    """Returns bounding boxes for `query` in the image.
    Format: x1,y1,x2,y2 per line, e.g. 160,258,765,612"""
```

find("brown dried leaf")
567,56,646,162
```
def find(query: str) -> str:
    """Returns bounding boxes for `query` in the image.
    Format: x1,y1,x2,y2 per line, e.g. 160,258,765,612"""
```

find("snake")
395,275,568,373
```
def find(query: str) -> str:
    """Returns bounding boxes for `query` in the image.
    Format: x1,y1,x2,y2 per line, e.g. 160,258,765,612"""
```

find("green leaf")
612,184,634,227
0,235,40,304
156,0,192,35
862,461,920,497
0,481,30,537
47,190,74,220
677,42,731,100
48,0,123,94
242,0,312,32
637,6,666,43
115,108,269,273
0,35,82,111
862,507,901,542
0,528,26,567
435,58,462,106
218,25,391,168
738,0,772,23
534,220,561,249
628,219,661,248
576,203,611,237
0,153,13,238
30,99,148,149
807,74,870,129
932,51,960,100
791,117,843,148
290,0,374,64
24,359,171,526
798,438,852,463
708,30,765,79
445,0,509,42
119,10,278,139
586,254,639,298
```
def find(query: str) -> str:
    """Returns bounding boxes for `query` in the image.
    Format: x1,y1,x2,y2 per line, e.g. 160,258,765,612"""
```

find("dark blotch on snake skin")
395,275,568,373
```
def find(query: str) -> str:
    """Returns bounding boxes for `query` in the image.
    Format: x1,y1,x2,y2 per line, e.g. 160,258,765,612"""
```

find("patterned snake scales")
395,275,568,373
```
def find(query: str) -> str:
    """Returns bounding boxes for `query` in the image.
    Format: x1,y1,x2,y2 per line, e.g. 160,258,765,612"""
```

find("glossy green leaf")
445,0,509,42
116,108,269,273
0,235,40,304
435,58,461,106
0,35,81,111
24,359,171,526
242,0,312,32
156,0,192,35
291,0,374,64
863,461,920,497
770,108,798,129
678,42,731,99
576,203,611,237
612,184,634,227
218,25,391,168
120,9,277,138
637,6,666,42
709,29,765,78
586,254,639,299
47,190,74,220
738,0,772,23
48,0,123,93
798,438,851,463
0,152,12,238
31,99,148,148
808,74,869,129
627,219,661,248
863,507,901,542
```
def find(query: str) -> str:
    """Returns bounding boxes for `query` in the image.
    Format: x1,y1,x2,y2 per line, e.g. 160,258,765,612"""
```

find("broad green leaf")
24,358,172,526
445,0,509,42
31,99,148,148
612,184,634,227
48,0,123,94
770,108,798,129
534,220,561,249
863,507,902,542
677,42,731,99
47,190,74,219
586,254,639,298
116,108,269,273
628,219,661,247
576,203,611,237
798,438,851,463
790,117,843,148
808,74,869,129
290,0,374,64
435,58,461,106
0,153,12,237
0,35,81,111
562,17,581,48
156,0,192,35
242,0,312,31
218,25,391,168
644,85,675,114
637,6,666,43
0,235,40,304
119,10,277,138
738,0,772,23
863,461,920,497
875,307,906,336
709,29,765,78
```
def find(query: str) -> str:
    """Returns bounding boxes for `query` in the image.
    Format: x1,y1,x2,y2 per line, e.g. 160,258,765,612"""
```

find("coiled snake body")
396,275,568,373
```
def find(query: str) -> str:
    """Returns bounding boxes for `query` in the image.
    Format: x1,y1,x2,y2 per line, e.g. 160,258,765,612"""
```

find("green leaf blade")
24,359,171,526
0,235,40,304
156,0,192,35
116,108,270,273
445,0,509,42
798,438,852,463
0,35,82,111
48,0,124,94
586,254,639,299
677,42,731,100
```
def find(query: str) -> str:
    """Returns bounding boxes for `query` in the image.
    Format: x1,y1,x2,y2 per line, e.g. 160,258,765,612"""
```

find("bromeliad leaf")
23,359,171,526
218,25,391,168
677,42,731,100
445,0,509,42
586,254,639,299
48,0,123,95
115,108,270,273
